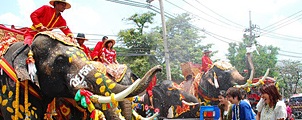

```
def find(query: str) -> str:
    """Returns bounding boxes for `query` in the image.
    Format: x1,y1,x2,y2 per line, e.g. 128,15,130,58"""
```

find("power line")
262,9,302,30
165,0,242,32
182,0,245,30
261,13,302,35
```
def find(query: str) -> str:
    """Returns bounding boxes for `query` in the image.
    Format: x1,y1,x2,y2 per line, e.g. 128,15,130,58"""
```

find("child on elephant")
101,39,118,65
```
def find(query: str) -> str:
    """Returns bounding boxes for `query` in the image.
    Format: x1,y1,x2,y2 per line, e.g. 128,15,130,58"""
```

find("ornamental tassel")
26,50,36,83
25,80,30,120
15,79,20,120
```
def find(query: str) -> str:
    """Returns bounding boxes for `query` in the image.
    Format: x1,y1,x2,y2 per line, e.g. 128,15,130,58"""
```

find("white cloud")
0,13,23,26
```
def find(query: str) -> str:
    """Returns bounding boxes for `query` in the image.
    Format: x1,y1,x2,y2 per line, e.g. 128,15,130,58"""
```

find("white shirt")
256,98,287,120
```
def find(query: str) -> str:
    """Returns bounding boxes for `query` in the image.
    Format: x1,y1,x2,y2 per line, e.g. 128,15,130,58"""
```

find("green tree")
276,60,302,98
226,38,279,77
153,13,211,82
117,12,159,78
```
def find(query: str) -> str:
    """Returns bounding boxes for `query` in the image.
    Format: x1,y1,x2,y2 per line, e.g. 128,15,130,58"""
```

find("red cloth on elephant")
146,75,157,97
101,47,116,64
80,44,92,60
201,55,212,72
91,41,103,60
24,5,73,45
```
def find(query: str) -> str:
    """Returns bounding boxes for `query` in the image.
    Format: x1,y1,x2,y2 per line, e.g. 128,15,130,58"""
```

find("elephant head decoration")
134,80,200,119
182,61,265,105
0,31,162,119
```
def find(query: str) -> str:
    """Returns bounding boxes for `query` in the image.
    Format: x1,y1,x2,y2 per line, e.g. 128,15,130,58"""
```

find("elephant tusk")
181,100,200,106
132,110,158,120
253,68,270,86
234,70,254,89
90,78,142,103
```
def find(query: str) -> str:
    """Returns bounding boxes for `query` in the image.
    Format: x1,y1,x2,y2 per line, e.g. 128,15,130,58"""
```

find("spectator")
201,49,212,73
285,101,293,120
226,87,255,120
91,36,108,61
24,0,74,45
256,84,287,120
218,90,233,120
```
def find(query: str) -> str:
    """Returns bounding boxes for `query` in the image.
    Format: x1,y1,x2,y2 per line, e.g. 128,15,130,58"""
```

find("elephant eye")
54,55,69,68
56,55,68,63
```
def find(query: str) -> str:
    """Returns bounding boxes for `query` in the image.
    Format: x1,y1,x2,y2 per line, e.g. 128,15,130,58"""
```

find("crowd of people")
217,84,291,120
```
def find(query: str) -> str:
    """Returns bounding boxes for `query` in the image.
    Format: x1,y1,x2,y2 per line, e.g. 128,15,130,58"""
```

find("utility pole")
159,0,172,80
244,11,260,79
146,0,171,80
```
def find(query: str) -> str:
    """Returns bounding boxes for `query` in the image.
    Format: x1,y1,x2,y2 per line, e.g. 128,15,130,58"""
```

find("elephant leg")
119,100,132,120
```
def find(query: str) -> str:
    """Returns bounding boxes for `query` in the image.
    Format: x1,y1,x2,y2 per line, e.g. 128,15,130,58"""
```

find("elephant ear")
13,44,31,82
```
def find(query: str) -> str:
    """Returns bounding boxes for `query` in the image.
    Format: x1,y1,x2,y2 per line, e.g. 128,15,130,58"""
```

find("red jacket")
91,41,103,60
24,5,73,45
80,44,92,60
201,55,212,72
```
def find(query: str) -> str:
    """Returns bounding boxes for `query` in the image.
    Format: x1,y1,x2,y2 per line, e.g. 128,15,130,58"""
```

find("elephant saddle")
106,64,127,82
34,31,80,48
0,36,18,58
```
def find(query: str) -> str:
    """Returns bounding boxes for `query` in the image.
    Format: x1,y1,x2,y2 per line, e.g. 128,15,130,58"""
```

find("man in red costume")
146,75,157,109
201,49,213,73
91,36,108,61
75,33,92,60
24,0,74,45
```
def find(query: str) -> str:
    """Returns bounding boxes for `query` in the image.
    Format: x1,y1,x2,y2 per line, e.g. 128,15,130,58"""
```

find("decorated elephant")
0,31,162,120
52,64,141,120
181,61,258,105
134,80,200,119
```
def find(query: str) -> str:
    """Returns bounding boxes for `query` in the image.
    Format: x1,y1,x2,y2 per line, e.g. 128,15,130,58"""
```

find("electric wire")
165,0,243,32
194,0,246,28
182,0,245,30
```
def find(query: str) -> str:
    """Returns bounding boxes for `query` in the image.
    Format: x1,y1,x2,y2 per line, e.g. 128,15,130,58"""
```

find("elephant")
181,61,254,105
134,80,200,119
52,64,144,120
0,31,162,120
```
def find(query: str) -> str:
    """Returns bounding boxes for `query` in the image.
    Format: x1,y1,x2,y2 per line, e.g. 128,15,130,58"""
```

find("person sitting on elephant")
91,36,108,61
24,0,75,45
218,90,233,120
101,39,118,66
201,49,213,73
75,33,92,60
146,75,157,109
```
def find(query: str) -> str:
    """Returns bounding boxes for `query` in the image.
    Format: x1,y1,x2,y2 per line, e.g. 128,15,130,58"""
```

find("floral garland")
74,89,105,120
262,104,274,120
0,36,18,58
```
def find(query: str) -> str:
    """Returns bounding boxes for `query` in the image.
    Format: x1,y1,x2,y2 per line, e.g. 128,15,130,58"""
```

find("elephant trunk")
126,65,162,97
90,65,162,103
232,53,254,85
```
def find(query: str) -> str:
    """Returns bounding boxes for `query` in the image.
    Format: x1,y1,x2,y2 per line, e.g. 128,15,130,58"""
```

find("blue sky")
1,0,302,62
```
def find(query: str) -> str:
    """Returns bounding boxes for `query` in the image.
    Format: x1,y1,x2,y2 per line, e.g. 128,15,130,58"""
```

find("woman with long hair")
256,84,287,120
218,90,233,120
